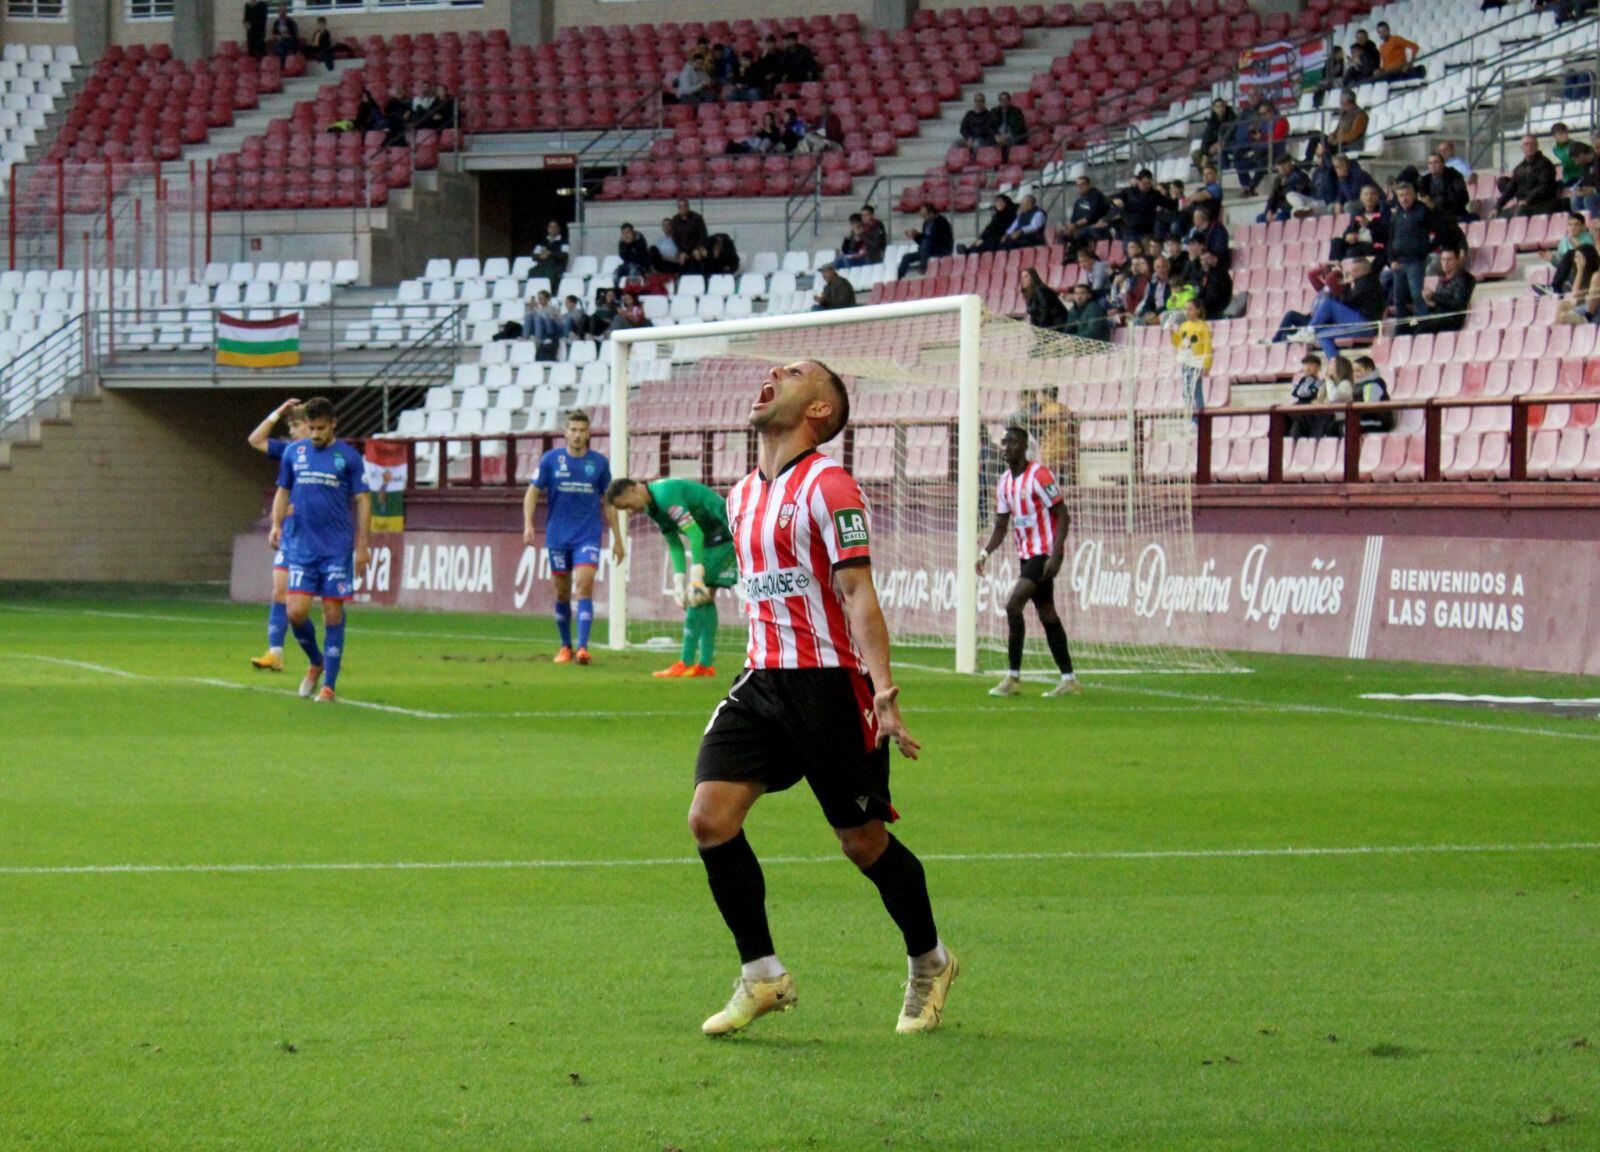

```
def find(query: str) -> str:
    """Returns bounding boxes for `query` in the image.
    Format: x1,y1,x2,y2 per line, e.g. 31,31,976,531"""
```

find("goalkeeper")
606,476,738,679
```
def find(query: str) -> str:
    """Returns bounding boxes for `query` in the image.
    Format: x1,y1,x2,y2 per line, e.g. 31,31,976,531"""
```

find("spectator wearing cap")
899,204,955,278
960,94,996,149
1000,194,1048,249
1496,134,1562,217
1060,175,1111,246
812,264,857,310
1111,169,1175,242
1375,22,1422,80
1260,155,1314,222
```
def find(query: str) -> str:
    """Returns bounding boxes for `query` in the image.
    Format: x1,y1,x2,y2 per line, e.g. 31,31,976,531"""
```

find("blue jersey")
534,447,610,549
266,438,298,551
276,438,368,562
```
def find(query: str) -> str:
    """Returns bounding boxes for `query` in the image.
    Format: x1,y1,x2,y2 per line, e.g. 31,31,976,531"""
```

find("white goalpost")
606,294,1232,677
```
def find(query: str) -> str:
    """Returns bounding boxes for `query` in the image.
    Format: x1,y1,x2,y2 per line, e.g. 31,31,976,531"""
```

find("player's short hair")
302,396,334,422
566,408,590,426
605,477,641,504
809,360,850,442
284,403,308,424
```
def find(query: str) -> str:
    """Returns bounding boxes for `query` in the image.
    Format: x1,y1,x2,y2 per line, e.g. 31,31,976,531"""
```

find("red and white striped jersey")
726,450,872,671
996,462,1064,561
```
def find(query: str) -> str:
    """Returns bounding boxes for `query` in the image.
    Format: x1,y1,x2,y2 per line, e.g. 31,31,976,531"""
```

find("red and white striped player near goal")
975,422,1081,698
688,359,958,1038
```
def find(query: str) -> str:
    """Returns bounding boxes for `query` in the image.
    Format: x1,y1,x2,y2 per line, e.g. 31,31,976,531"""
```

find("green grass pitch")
1,587,1597,1151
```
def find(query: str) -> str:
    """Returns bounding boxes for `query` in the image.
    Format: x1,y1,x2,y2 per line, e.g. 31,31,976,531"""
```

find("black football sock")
1007,611,1026,674
1043,617,1075,675
698,830,775,964
861,834,939,958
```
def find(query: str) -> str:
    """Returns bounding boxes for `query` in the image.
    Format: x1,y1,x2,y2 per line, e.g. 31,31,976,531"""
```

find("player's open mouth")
752,381,777,410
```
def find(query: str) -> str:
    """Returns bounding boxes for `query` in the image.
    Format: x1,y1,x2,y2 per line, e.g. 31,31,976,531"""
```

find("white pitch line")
1364,692,1600,707
2,841,1596,878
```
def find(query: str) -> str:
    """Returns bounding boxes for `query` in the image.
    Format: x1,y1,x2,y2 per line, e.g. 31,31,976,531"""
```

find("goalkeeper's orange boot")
688,664,717,677
553,646,574,664
653,661,691,678
574,648,592,666
250,649,284,672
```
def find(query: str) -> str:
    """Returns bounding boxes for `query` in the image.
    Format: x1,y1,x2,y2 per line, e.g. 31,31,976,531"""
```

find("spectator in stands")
1418,151,1472,222
709,41,739,96
609,291,650,332
780,108,808,152
1551,122,1595,188
1186,204,1231,269
616,223,650,285
780,31,820,84
1375,22,1422,81
1353,354,1396,432
353,89,383,134
899,204,955,278
531,220,570,282
1260,155,1314,222
726,111,782,154
1178,234,1207,290
1438,139,1472,179
1165,235,1191,283
523,291,563,354
1332,185,1391,267
1194,98,1237,169
745,36,782,98
1542,212,1599,295
1231,100,1288,196
1109,255,1151,325
243,0,269,59
560,295,590,342
1388,182,1433,323
1330,152,1374,212
860,205,888,262
1020,268,1068,334
590,289,617,339
1324,91,1369,155
1200,163,1225,205
1173,297,1212,411
1059,175,1111,247
992,91,1028,158
675,52,712,106
834,214,869,268
1309,141,1340,209
1139,255,1179,326
699,233,740,276
1074,244,1113,299
1198,248,1234,320
1000,194,1048,249
381,91,412,146
416,83,455,131
1151,182,1189,239
1277,256,1384,360
799,102,844,153
960,94,996,149
1345,29,1381,86
1287,353,1329,439
1111,169,1174,242
1558,253,1600,322
669,198,708,258
650,217,681,274
270,4,299,65
1497,135,1562,217
962,194,1017,256
1315,47,1347,97
310,17,335,71
1320,357,1356,438
813,264,857,311
1061,282,1112,342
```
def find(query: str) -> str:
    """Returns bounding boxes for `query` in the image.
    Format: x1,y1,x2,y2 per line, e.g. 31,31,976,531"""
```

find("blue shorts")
273,549,287,571
286,555,354,601
549,542,601,573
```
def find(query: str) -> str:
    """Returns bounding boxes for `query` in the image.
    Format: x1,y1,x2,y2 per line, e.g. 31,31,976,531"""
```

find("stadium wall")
230,497,1600,675
0,388,287,582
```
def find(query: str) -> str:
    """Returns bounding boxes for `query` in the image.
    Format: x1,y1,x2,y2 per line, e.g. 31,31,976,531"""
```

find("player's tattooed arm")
834,564,920,760
976,512,1011,574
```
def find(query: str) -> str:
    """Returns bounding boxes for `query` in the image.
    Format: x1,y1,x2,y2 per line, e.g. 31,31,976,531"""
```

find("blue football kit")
266,437,297,569
534,447,611,572
276,437,368,600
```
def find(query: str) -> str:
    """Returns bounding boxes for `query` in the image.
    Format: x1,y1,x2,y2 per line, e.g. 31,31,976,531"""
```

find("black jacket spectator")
1199,261,1233,319
1070,184,1110,230
964,195,1017,255
668,202,708,256
1344,266,1388,321
1025,279,1069,329
992,98,1027,145
779,35,819,83
1388,199,1434,264
244,0,269,58
1414,262,1476,334
1497,143,1561,216
1265,165,1312,216
1418,161,1470,219
1114,178,1176,240
960,100,995,147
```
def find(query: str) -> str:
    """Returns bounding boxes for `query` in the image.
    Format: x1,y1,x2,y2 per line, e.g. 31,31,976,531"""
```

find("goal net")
607,296,1235,676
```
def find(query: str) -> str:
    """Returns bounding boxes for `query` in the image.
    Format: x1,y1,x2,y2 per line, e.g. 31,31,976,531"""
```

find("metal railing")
0,312,91,438
336,307,463,437
1467,15,1600,172
784,150,827,246
1193,391,1600,484
573,86,670,243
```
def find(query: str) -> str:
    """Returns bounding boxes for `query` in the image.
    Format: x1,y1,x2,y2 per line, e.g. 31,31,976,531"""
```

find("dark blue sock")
323,619,346,690
267,602,288,650
291,617,321,666
555,600,572,648
576,598,594,650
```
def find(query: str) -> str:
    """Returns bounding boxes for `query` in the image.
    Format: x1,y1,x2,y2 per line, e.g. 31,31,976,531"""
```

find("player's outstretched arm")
269,486,290,548
834,564,920,760
976,512,1011,575
247,399,301,453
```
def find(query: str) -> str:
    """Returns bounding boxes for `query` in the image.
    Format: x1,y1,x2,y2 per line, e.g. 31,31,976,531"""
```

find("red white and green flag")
363,438,408,532
216,312,301,369
1237,38,1326,102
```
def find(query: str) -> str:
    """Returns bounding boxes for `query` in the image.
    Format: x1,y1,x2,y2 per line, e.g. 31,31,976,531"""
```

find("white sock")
909,941,949,977
269,646,284,657
1059,672,1076,682
1007,671,1021,680
741,955,786,982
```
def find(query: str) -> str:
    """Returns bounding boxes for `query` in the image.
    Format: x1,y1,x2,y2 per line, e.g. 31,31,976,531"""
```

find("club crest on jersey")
777,501,797,529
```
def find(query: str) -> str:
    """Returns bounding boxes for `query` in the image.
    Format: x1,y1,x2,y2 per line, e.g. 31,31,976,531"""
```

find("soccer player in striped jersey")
605,476,737,678
245,397,307,672
975,422,1080,698
691,360,956,1038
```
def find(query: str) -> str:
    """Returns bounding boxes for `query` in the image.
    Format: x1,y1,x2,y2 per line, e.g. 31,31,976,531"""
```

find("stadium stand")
0,44,75,194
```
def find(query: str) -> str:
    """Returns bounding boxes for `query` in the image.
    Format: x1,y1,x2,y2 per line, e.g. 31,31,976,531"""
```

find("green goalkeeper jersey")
646,478,733,575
